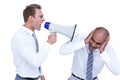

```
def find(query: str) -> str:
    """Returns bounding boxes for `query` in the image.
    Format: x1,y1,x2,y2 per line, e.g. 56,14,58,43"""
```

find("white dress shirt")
11,26,52,78
60,33,120,79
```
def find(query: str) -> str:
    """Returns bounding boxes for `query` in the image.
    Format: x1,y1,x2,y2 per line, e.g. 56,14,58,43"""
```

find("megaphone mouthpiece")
44,22,50,29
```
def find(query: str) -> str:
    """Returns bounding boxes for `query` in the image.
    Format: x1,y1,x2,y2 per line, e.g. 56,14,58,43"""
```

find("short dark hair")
23,4,42,22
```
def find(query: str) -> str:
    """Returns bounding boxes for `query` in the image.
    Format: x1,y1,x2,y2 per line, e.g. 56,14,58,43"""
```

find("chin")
37,26,41,30
38,28,41,31
89,46,94,51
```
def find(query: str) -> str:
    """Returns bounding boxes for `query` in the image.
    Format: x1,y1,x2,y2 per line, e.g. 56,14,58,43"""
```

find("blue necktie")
86,50,93,80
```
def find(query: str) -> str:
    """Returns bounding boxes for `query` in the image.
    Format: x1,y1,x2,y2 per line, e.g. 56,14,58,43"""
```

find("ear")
28,16,34,22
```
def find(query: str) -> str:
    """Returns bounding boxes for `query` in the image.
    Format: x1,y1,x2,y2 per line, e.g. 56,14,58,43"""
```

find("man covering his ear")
60,27,120,80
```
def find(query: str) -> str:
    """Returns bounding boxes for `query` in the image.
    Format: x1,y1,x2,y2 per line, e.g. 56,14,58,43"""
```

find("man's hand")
99,35,110,53
85,30,95,44
40,75,46,80
47,32,57,45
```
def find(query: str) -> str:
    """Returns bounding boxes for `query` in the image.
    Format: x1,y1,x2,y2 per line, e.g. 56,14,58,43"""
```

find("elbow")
60,51,67,55
113,71,120,76
31,54,48,67
59,49,65,55
109,67,120,76
31,60,41,68
30,58,45,68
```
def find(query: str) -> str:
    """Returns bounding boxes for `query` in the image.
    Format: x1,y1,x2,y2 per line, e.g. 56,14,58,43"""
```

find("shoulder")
105,43,115,54
105,43,113,50
12,27,29,43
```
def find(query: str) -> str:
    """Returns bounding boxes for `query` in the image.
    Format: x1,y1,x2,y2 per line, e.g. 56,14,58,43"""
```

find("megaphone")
44,22,77,41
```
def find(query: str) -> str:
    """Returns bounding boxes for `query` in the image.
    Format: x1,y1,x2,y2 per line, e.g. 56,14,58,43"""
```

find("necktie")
32,32,39,52
32,32,41,72
86,50,93,80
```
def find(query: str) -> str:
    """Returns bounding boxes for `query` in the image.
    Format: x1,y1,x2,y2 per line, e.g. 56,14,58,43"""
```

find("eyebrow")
91,37,102,45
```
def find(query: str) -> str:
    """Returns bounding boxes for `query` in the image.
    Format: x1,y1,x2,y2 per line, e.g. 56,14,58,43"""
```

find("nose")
91,42,97,48
42,17,45,21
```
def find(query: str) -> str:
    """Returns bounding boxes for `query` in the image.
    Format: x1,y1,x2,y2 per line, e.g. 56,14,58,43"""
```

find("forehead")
92,30,106,44
35,8,43,15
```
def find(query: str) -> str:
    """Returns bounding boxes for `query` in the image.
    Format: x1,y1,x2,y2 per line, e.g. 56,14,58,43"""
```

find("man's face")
32,9,45,30
89,31,106,50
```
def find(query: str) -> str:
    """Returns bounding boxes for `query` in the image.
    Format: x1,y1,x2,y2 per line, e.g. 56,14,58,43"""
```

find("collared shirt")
11,26,51,78
60,33,120,79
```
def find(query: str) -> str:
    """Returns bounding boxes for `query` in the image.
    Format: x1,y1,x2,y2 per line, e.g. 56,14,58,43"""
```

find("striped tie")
86,50,93,80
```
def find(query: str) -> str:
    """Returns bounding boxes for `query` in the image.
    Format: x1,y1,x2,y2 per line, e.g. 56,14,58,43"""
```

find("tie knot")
32,32,35,37
32,32,37,39
89,50,93,54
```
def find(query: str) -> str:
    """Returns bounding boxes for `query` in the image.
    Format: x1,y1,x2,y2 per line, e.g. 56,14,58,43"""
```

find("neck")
24,22,34,31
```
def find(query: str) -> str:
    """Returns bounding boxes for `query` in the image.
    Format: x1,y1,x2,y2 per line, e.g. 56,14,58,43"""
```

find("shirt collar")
22,26,33,36
86,44,100,53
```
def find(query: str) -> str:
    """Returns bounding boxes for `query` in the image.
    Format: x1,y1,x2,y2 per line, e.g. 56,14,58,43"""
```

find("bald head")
93,27,109,44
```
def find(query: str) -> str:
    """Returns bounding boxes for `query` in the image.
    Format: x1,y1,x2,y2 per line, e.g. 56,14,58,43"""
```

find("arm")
100,44,120,75
38,74,46,80
12,33,57,68
38,66,46,80
40,75,46,80
14,38,51,67
60,33,86,55
85,29,95,44
99,35,110,53
99,35,120,75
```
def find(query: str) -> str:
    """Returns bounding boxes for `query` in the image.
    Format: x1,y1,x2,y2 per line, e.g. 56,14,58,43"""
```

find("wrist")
84,39,87,44
100,48,104,54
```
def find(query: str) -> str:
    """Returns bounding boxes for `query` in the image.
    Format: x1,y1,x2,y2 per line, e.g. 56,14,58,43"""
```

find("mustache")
89,44,97,49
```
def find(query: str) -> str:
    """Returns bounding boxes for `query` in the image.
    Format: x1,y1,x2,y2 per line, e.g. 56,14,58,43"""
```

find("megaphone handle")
50,31,56,33
70,24,77,42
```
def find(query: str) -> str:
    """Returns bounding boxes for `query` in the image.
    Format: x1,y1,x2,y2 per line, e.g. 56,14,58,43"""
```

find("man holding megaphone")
11,4,57,80
59,27,120,80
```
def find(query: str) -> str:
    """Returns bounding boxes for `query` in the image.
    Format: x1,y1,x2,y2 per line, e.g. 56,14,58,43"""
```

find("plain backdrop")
0,0,120,80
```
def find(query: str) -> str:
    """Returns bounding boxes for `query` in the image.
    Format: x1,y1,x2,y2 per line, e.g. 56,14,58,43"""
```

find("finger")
101,35,110,49
106,35,110,41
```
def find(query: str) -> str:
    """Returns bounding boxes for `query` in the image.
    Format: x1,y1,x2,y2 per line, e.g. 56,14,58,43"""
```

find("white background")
0,0,120,80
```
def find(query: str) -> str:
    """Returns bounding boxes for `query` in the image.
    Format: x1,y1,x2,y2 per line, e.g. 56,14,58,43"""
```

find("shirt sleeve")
12,34,52,68
100,44,120,75
60,33,86,55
